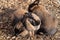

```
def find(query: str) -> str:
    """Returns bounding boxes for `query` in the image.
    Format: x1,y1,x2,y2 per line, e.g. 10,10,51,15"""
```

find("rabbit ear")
31,13,40,21
31,13,41,30
26,18,36,31
25,13,41,31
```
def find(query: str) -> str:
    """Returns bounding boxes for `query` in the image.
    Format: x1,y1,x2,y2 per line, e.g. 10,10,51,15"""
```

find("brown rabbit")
12,9,28,26
30,5,58,36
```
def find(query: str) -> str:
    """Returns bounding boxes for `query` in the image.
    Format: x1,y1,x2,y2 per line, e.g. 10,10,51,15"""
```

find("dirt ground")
0,0,60,40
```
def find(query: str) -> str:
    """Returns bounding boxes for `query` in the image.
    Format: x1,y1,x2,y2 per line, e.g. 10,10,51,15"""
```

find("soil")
0,0,60,40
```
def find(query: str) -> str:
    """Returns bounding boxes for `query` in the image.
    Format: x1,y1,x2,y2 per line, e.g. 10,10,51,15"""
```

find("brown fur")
12,9,28,27
15,21,24,30
22,13,41,39
30,5,58,35
15,21,28,37
13,9,28,20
